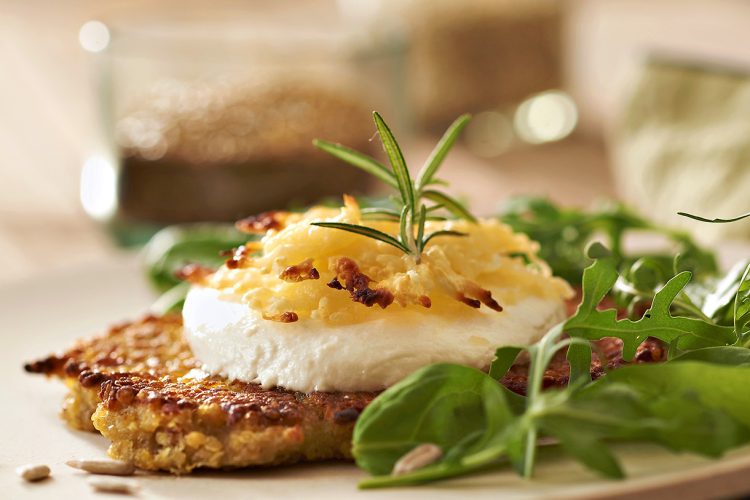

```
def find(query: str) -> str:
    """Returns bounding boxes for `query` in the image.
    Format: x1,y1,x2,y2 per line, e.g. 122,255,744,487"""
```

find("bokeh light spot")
79,20,110,53
80,155,117,220
514,90,578,144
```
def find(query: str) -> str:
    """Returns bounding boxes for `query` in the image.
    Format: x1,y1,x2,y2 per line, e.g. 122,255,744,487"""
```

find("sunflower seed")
87,476,140,494
392,443,443,475
66,459,135,476
16,464,50,482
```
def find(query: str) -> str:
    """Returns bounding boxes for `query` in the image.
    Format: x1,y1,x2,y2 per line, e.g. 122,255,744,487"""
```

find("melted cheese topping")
203,197,572,324
183,198,573,391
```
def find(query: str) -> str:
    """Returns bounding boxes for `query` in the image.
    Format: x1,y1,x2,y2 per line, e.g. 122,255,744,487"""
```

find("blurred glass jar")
79,10,408,245
611,57,750,244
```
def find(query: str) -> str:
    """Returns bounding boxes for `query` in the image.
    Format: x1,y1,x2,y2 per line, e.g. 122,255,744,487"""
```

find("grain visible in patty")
24,310,664,473
25,315,373,473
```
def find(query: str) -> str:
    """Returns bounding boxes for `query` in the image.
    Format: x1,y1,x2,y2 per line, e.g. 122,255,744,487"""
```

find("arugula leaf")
566,244,735,360
734,263,750,345
488,346,523,380
536,389,628,478
353,240,750,487
678,210,750,224
541,364,750,472
694,259,750,324
356,325,598,487
614,256,714,322
498,197,716,283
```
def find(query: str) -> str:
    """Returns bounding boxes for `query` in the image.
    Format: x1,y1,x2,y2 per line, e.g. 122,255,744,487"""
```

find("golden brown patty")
24,312,664,473
24,315,374,473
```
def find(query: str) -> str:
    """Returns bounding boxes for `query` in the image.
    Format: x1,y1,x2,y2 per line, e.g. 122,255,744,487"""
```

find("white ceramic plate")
2,253,750,499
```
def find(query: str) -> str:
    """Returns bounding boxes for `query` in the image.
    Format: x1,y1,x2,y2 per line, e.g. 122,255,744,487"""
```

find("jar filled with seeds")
80,5,408,244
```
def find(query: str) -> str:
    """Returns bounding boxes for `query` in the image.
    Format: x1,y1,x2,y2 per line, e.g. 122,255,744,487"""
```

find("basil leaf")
540,419,624,478
143,223,248,292
149,281,190,315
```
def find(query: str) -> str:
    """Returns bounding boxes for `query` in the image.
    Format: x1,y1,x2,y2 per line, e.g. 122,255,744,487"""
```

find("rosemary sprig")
312,112,475,263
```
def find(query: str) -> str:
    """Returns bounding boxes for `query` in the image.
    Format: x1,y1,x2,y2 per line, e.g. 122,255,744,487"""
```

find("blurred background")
2,0,750,285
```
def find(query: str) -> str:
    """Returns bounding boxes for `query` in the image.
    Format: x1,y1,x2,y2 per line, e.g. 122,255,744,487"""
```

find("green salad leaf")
498,197,716,283
353,329,750,488
671,345,750,366
564,364,750,457
566,243,735,360
353,363,518,488
691,259,750,324
734,263,750,345
353,241,750,488
612,256,711,321
142,223,249,312
678,210,750,224
584,362,750,430
133,182,750,488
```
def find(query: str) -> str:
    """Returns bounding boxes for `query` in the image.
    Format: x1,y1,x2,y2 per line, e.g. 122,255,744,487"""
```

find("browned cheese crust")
24,306,665,473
